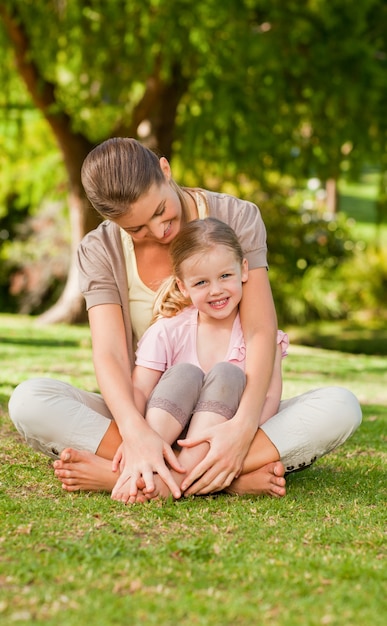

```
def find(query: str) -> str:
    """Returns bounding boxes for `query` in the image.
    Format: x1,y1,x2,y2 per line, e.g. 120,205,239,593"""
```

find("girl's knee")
206,362,246,389
161,363,204,386
158,364,204,399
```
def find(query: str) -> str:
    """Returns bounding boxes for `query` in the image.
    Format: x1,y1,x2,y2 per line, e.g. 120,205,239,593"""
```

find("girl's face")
177,245,248,323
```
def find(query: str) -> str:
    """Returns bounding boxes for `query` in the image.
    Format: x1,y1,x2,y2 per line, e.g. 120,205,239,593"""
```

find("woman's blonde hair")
81,137,189,220
152,217,245,322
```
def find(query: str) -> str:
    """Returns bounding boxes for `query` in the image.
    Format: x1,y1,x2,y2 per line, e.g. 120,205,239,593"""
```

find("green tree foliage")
0,0,386,321
2,0,386,177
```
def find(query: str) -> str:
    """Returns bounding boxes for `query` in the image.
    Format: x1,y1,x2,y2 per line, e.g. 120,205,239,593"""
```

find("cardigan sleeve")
203,190,268,270
77,220,136,369
77,221,126,310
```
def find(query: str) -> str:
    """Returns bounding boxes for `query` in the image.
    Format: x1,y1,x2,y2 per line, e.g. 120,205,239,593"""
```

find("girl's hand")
178,420,253,495
110,429,185,504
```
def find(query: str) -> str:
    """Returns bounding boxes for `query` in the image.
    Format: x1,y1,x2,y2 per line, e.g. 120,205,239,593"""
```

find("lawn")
338,170,387,248
0,314,386,626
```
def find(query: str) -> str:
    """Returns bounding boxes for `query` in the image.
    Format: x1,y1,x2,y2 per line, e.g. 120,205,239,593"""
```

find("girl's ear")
241,258,249,283
176,277,189,298
159,157,172,181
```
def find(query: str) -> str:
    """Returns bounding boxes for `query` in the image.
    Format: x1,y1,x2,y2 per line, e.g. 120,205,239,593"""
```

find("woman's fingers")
180,453,220,493
163,444,185,474
187,470,236,496
141,469,156,494
156,464,181,499
177,435,207,449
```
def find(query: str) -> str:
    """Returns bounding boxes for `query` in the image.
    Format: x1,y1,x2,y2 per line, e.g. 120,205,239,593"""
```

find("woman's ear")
159,157,172,181
176,277,189,298
241,258,249,283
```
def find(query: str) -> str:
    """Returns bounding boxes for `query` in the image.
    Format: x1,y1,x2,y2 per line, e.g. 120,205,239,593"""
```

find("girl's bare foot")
226,461,286,497
53,448,117,492
133,474,173,502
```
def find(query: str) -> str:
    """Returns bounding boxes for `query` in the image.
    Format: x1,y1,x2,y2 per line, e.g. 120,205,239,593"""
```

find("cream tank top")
121,191,208,347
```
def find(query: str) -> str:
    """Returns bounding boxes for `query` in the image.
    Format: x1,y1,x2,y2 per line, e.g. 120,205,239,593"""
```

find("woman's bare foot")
226,461,286,497
53,448,117,492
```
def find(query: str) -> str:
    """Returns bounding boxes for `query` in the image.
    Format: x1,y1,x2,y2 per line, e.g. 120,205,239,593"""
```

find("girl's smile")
209,297,230,309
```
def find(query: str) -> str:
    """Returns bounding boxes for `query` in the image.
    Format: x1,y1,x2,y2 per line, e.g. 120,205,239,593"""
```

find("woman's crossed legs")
8,376,362,501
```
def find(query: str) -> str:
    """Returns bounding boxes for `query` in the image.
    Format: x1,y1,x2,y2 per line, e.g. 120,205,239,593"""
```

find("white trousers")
8,378,362,473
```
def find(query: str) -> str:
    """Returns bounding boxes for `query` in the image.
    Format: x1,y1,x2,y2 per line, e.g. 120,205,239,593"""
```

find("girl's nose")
209,281,222,295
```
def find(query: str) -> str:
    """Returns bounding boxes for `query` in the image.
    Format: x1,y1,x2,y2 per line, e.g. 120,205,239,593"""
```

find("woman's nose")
148,223,164,239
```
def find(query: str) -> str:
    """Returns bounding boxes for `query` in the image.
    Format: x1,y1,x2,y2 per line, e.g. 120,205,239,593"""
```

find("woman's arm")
258,343,283,425
232,266,278,427
88,304,182,501
180,267,278,494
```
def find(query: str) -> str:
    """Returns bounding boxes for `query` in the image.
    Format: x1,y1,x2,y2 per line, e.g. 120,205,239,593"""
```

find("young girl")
130,217,289,500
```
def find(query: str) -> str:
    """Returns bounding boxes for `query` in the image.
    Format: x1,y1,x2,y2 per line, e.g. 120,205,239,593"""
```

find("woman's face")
114,180,183,245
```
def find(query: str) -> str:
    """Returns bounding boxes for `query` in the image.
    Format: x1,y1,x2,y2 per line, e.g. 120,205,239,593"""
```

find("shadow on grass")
290,323,387,355
0,392,12,406
0,335,79,348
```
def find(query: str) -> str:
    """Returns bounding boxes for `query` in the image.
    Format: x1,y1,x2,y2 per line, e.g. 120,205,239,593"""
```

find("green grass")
0,314,386,626
338,171,387,247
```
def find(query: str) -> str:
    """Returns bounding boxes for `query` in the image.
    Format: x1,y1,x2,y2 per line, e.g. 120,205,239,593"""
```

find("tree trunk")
116,60,188,159
325,178,337,214
150,64,189,159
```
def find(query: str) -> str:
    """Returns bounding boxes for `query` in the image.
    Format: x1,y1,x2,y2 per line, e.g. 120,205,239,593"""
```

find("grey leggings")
8,376,362,474
147,362,246,430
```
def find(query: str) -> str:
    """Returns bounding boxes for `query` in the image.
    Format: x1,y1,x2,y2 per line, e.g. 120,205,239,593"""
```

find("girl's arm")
88,304,182,501
180,267,277,494
132,365,163,415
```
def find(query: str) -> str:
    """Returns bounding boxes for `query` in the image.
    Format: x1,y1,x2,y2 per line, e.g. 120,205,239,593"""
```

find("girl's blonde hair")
152,217,245,322
81,137,190,220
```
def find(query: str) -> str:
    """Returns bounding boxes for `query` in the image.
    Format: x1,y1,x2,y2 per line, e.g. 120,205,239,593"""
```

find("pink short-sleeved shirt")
135,306,288,373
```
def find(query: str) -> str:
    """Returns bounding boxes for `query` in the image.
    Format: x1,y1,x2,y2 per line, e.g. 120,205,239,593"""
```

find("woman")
8,138,362,503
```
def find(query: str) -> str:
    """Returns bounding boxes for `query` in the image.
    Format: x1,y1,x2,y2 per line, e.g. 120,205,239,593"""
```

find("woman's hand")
178,419,254,495
111,428,185,504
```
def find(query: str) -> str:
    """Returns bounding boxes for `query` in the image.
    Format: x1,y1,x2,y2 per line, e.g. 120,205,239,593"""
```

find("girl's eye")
221,273,231,279
194,280,206,287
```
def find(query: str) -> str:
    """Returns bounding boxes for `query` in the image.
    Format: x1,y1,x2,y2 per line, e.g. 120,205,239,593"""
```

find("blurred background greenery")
0,0,386,352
